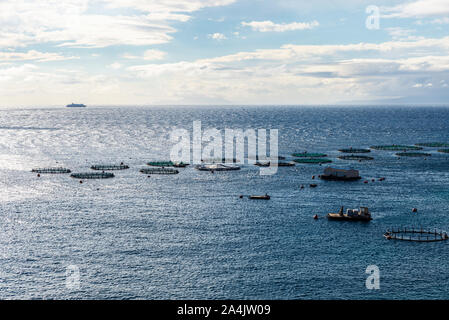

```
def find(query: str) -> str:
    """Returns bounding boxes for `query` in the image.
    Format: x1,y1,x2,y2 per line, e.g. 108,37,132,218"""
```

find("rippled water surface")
0,106,449,299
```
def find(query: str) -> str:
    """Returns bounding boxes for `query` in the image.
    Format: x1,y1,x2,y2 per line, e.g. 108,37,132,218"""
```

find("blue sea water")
0,105,448,300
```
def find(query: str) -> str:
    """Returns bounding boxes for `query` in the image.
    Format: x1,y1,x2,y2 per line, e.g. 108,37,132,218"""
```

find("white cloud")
143,49,167,60
0,50,78,62
383,0,449,18
108,62,122,70
0,0,237,48
242,20,319,32
208,33,227,40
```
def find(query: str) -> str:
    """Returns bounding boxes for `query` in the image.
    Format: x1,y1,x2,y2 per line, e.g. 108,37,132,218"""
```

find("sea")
0,105,448,299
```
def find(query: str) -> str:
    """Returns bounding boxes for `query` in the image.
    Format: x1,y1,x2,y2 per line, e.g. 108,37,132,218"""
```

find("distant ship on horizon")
66,103,86,108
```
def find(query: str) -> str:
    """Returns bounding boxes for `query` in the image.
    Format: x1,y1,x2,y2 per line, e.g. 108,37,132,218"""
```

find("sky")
0,0,449,106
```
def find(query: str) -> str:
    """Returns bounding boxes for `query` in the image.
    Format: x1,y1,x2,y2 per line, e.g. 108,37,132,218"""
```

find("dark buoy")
79,180,83,184
310,184,317,188
313,214,318,220
364,180,368,184
37,174,41,177
300,185,305,189
312,176,315,180
412,208,418,213
371,179,375,182
239,195,243,199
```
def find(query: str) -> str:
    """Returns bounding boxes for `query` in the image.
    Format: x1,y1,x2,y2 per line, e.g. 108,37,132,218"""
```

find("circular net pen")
147,161,175,167
415,142,449,148
370,145,423,151
292,153,327,158
438,149,449,154
384,228,449,242
338,155,374,161
91,164,129,171
32,168,71,174
396,152,432,157
140,168,179,175
293,158,332,164
338,148,371,154
71,172,115,179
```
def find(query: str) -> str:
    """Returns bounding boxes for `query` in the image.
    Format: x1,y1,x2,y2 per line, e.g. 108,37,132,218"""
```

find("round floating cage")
90,164,129,171
32,167,71,174
370,145,423,151
415,142,449,148
293,158,332,164
438,149,449,154
384,228,448,242
147,161,175,167
338,155,374,161
71,172,115,179
292,152,327,158
396,152,432,157
140,168,179,175
338,148,371,154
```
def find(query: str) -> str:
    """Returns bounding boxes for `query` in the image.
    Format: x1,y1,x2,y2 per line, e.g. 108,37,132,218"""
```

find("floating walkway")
140,168,179,175
71,172,115,179
338,155,374,161
147,161,175,167
384,228,448,242
32,168,71,174
293,158,332,164
292,152,327,158
338,148,371,154
90,164,129,171
371,145,423,151
415,142,449,148
396,152,431,157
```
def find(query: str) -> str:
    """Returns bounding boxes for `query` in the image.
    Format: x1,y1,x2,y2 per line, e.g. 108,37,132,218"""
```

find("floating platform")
338,148,371,154
370,145,423,151
147,161,175,167
292,152,327,158
90,164,129,171
338,155,374,161
249,195,271,200
196,164,240,171
293,158,332,164
396,152,432,157
71,172,115,179
32,168,71,174
255,161,295,167
384,228,449,242
415,142,449,148
438,149,449,154
140,168,179,175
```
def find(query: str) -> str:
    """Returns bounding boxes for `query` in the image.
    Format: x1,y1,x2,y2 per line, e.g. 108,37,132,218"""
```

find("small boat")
327,206,372,221
249,194,271,200
66,103,86,108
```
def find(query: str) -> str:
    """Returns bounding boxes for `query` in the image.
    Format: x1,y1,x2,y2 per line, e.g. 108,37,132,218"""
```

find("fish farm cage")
338,148,371,154
415,142,449,148
90,164,129,171
255,161,295,167
292,153,327,158
32,168,71,174
370,145,423,151
396,152,432,157
70,172,115,179
338,155,374,161
438,149,449,153
140,168,179,175
384,228,449,242
147,161,175,167
293,158,332,164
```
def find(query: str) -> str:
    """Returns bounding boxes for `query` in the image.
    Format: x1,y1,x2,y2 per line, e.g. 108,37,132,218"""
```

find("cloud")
0,0,237,48
122,49,167,61
383,0,449,18
108,62,122,70
208,33,227,40
0,50,78,62
241,20,319,32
